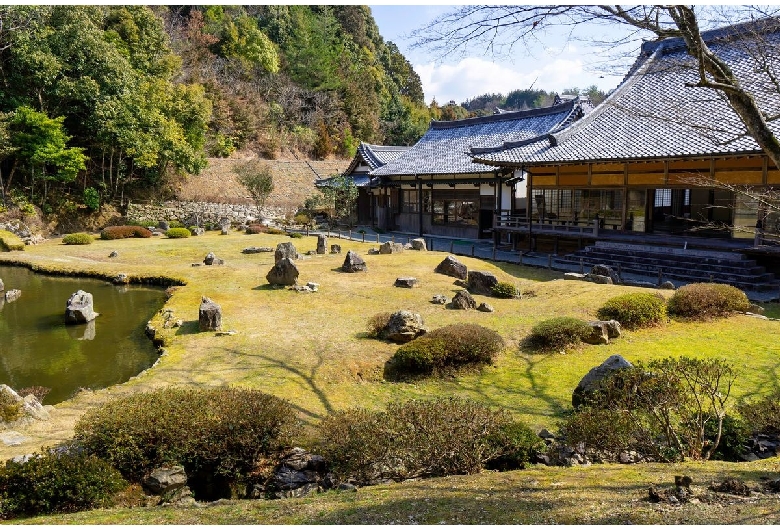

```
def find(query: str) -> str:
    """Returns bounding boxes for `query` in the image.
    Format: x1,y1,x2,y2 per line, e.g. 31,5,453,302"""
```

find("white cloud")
416,55,621,105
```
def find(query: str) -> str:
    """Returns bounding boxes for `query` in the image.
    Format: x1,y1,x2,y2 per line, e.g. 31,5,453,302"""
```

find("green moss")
0,230,25,251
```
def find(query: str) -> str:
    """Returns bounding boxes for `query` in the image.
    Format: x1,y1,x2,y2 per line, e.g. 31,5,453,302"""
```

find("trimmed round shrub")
62,233,93,245
0,229,25,251
316,398,542,484
0,449,126,518
596,292,666,330
667,283,750,319
165,227,191,239
526,316,592,351
288,232,303,239
266,227,286,235
245,224,267,234
492,281,521,299
100,226,152,240
74,387,295,489
391,324,504,376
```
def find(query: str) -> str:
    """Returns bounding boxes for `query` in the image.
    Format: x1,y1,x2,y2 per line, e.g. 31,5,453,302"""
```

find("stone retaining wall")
126,200,287,226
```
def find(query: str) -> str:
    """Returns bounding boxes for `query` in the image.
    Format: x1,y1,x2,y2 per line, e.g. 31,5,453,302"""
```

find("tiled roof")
342,142,411,176
371,99,583,176
472,18,780,166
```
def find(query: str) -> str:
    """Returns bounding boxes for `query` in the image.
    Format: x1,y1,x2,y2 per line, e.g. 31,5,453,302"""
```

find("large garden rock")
381,310,428,343
330,244,341,254
341,251,367,272
266,258,299,286
582,321,610,345
379,241,404,254
143,466,188,495
435,255,468,280
275,242,299,264
591,264,621,285
199,296,222,331
572,354,633,409
467,270,498,296
0,385,49,425
262,448,332,500
451,289,477,310
410,238,427,251
316,235,327,255
65,290,99,324
394,277,420,288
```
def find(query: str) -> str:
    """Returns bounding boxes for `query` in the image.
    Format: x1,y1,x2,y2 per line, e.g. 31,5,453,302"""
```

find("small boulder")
204,252,224,266
477,302,494,313
341,251,367,273
394,277,420,288
583,321,609,345
602,320,622,339
199,296,222,331
467,270,498,296
316,235,327,255
242,246,273,254
157,220,170,231
587,274,613,285
411,238,427,251
143,466,188,495
451,289,476,310
435,255,468,280
266,258,299,286
5,289,21,302
380,310,428,343
113,273,129,285
221,227,229,235
330,244,341,254
191,227,205,236
275,242,299,264
572,354,633,409
65,290,99,324
379,241,404,254
659,280,676,290
108,251,118,258
431,294,449,305
564,272,587,281
591,264,621,285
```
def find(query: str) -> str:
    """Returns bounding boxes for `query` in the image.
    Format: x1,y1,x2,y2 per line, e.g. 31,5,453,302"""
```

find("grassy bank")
0,230,778,523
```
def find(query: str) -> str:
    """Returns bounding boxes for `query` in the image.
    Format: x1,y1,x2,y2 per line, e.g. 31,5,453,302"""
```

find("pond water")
0,265,166,404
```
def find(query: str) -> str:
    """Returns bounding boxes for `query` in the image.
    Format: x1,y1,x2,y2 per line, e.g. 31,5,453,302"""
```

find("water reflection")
0,265,166,404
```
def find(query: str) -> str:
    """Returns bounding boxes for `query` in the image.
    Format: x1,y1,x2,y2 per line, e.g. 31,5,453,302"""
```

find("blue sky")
369,5,634,105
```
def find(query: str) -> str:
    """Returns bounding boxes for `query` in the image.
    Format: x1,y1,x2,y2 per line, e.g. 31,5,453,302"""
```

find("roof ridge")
641,16,780,55
430,99,577,130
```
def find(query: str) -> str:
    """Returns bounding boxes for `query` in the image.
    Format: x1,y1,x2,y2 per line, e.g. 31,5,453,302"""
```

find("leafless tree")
411,6,780,169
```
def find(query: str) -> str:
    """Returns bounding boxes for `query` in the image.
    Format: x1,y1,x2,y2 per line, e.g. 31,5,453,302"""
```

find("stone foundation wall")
126,200,287,226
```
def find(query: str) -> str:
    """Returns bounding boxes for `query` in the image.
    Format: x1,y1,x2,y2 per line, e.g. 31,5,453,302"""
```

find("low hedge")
74,387,295,493
245,224,267,234
0,449,126,518
100,226,152,240
666,283,750,319
525,316,592,351
165,227,191,239
62,233,93,245
596,292,666,330
316,398,544,484
391,323,504,376
0,230,24,251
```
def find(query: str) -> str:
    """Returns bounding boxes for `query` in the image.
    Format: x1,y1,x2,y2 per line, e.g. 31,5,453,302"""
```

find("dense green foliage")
316,398,543,484
525,316,592,351
391,324,504,376
74,387,295,483
491,281,521,299
0,449,126,518
738,391,780,435
165,227,191,239
61,233,93,245
666,283,751,319
596,292,666,330
100,225,152,240
561,357,737,462
0,229,25,251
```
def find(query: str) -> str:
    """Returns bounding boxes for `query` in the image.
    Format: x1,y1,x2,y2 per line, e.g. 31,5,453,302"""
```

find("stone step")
574,249,767,275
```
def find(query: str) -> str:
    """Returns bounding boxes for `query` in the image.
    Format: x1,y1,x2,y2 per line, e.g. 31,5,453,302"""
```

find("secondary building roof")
472,18,780,166
371,98,585,177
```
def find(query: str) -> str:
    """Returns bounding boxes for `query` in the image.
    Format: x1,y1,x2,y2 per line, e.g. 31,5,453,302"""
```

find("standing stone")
5,289,21,302
467,270,498,296
317,235,327,255
435,255,468,280
204,252,224,266
65,290,99,324
275,242,298,264
411,238,427,251
380,310,428,343
379,241,404,254
266,258,300,286
341,251,367,273
199,296,222,331
572,354,633,409
451,290,477,310
219,217,231,231
591,264,621,285
221,227,230,235
330,244,341,254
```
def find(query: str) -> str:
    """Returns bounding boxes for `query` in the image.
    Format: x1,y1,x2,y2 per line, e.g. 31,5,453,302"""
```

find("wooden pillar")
417,177,423,237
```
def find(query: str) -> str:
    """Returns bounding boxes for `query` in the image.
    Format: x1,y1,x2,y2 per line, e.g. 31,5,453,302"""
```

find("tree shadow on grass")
174,320,200,335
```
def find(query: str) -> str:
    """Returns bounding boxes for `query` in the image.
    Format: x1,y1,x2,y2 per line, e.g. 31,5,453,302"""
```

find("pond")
0,265,167,404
